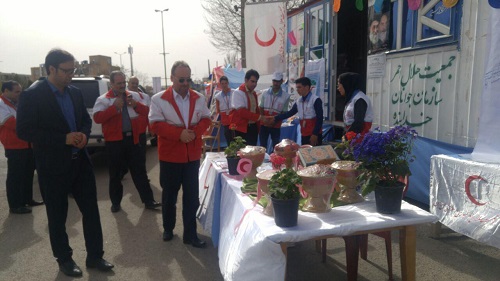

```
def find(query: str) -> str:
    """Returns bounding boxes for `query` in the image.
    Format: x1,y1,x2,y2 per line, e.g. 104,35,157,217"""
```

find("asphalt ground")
0,144,499,281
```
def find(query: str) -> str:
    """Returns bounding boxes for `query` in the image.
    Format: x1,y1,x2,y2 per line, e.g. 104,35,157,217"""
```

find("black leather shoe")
183,237,207,248
145,201,161,210
59,260,82,277
163,230,174,241
111,205,121,213
10,207,32,214
86,258,114,271
27,200,44,206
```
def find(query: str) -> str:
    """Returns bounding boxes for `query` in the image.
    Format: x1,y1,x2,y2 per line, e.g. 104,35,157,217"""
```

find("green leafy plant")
341,126,418,196
268,168,302,200
224,136,246,158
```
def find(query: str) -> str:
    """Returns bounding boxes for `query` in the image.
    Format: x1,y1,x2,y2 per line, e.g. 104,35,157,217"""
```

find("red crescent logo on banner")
464,175,487,206
254,27,277,47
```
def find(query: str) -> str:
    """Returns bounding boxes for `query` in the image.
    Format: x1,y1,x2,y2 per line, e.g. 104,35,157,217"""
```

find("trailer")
284,0,491,205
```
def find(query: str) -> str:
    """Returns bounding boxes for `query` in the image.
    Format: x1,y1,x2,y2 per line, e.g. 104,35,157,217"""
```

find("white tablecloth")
218,173,437,281
430,154,500,249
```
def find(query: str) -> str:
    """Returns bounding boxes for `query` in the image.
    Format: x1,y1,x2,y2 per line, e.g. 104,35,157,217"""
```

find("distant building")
30,55,120,80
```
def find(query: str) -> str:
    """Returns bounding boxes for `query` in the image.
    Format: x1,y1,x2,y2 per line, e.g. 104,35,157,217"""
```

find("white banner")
152,76,162,93
244,1,286,75
472,8,500,163
430,154,500,249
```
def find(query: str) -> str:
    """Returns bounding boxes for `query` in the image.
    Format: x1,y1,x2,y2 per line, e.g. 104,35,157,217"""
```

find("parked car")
71,76,111,150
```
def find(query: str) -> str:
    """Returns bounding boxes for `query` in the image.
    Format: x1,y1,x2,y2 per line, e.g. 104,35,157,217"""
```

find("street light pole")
114,51,126,70
155,8,169,88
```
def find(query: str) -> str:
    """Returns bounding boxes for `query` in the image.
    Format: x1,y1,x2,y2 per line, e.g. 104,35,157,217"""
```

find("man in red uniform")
229,69,265,145
0,80,43,214
213,76,234,144
93,71,160,213
149,61,211,248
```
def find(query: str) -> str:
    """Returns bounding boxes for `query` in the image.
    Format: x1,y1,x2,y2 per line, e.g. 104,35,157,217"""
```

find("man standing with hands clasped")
149,61,211,248
16,48,113,277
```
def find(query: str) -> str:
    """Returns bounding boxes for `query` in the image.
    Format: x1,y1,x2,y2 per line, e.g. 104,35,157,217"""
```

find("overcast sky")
0,0,225,84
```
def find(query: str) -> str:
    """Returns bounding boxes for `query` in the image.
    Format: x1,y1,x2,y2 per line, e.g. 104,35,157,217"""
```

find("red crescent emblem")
254,27,277,47
237,158,252,176
464,175,487,206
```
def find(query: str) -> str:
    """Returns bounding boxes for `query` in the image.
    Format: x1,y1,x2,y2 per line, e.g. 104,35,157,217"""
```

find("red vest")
0,96,30,149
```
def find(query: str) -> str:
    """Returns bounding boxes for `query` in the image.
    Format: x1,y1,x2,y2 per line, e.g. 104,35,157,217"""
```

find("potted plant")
224,136,246,175
341,126,417,214
268,168,302,227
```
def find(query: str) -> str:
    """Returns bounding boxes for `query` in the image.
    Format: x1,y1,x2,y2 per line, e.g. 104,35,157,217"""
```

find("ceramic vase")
239,146,266,180
256,170,276,216
331,161,364,204
297,164,336,213
274,139,300,169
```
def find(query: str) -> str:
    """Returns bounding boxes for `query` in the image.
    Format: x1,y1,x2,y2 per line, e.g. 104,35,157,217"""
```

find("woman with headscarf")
337,72,373,134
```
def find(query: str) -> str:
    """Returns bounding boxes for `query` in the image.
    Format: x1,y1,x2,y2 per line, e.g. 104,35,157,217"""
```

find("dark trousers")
259,126,280,154
106,135,154,206
160,160,200,240
5,148,35,209
121,132,147,176
234,123,258,146
222,125,234,146
37,153,104,262
302,133,323,146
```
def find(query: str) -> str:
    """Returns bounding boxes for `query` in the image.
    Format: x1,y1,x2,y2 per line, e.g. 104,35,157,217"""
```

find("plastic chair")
202,121,221,157
318,176,409,281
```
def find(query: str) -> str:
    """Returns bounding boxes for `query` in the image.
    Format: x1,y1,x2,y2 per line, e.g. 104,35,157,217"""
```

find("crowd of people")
0,47,373,278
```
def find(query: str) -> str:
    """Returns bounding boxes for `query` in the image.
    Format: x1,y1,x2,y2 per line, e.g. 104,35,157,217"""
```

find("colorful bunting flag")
408,0,422,11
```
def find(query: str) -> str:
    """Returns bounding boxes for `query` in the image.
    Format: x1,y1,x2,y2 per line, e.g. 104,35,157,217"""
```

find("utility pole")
128,45,134,76
155,8,169,88
114,51,126,70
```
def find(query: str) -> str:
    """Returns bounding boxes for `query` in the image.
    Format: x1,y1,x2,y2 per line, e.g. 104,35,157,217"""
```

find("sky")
0,0,225,85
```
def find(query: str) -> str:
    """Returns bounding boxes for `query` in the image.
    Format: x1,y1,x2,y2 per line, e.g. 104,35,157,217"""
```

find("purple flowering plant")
343,126,418,196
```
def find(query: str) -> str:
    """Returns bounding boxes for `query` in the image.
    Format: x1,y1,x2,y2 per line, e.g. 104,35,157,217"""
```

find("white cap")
272,72,283,81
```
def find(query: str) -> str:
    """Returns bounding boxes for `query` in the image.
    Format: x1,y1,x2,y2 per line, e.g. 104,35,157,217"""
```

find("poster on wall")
368,0,391,55
367,53,386,78
304,58,326,118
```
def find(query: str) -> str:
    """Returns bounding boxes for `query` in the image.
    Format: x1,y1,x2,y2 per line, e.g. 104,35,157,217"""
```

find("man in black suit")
16,49,113,277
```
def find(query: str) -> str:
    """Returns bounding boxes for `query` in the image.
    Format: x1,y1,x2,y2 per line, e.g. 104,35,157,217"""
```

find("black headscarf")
338,72,361,102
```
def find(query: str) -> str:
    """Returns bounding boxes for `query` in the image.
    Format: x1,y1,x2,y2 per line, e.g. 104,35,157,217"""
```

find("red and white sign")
244,1,286,75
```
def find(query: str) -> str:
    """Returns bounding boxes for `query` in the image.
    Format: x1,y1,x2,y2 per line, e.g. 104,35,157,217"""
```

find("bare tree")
202,0,308,68
224,52,239,67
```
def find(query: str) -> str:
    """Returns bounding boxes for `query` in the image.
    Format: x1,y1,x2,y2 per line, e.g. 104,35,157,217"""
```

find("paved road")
0,143,499,280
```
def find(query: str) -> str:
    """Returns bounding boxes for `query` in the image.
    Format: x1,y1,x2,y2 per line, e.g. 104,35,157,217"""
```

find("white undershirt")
173,89,190,128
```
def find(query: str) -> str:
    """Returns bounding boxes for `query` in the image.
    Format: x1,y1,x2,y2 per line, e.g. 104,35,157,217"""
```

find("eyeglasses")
58,67,77,75
177,77,192,83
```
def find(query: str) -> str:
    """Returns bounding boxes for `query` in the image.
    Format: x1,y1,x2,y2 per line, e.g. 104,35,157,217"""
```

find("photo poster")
305,58,326,118
367,0,391,55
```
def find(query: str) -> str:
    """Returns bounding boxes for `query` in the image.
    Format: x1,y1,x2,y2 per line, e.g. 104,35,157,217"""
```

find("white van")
71,76,111,148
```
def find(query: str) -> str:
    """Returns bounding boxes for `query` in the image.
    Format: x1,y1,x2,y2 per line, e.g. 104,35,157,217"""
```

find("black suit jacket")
16,78,92,175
